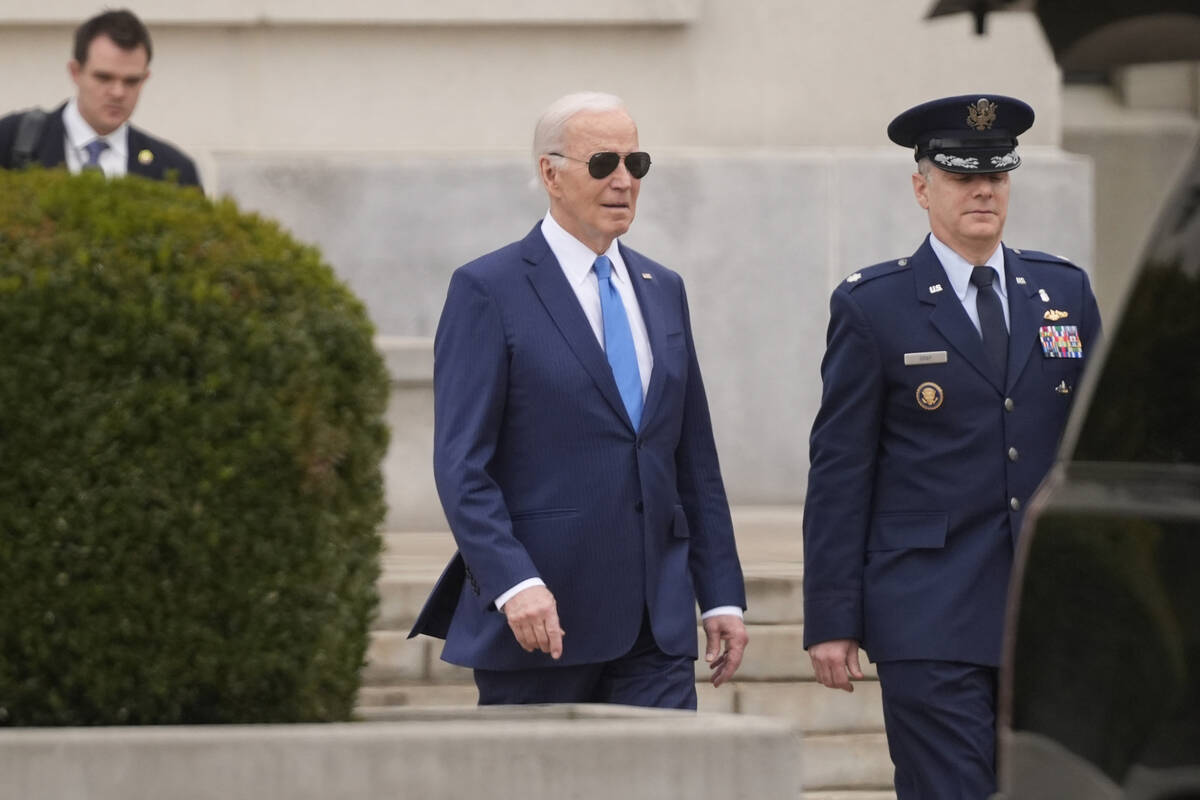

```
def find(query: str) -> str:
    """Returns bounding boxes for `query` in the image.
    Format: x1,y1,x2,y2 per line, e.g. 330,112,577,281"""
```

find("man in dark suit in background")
0,9,200,188
410,91,748,709
803,94,1102,798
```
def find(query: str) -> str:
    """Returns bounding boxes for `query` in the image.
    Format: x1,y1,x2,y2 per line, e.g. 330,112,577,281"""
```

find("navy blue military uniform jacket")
803,236,1101,667
0,103,201,188
410,224,746,670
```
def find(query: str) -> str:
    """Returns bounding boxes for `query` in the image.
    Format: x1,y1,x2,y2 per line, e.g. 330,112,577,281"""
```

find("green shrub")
0,169,389,725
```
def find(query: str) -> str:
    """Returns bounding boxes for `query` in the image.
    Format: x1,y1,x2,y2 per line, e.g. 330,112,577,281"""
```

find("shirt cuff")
494,577,546,611
700,606,744,620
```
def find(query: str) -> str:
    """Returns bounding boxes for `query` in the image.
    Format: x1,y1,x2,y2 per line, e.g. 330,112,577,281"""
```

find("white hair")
916,156,936,181
531,91,628,183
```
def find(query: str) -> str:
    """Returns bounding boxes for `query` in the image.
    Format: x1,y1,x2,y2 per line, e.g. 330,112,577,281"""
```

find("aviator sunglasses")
549,151,652,179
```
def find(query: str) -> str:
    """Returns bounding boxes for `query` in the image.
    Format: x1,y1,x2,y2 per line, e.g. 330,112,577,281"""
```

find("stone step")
375,566,804,629
739,681,885,733
368,625,875,686
802,733,894,791
377,506,806,627
360,677,885,734
357,676,883,734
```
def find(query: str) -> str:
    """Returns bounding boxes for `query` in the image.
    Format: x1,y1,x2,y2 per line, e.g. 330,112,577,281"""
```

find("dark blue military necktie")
971,265,1008,382
83,139,109,172
594,254,643,429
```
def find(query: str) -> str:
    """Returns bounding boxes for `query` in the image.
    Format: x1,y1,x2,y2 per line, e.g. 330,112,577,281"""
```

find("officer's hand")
809,638,864,692
703,614,749,687
502,585,564,659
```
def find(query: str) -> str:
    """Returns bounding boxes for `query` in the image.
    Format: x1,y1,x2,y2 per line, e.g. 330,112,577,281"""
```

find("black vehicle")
928,2,1200,798
999,137,1200,799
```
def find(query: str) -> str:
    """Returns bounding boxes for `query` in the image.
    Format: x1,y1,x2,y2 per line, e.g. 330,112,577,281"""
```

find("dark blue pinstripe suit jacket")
410,223,746,670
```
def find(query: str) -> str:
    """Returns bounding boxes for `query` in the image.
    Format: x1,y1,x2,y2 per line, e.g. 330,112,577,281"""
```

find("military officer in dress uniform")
803,94,1102,799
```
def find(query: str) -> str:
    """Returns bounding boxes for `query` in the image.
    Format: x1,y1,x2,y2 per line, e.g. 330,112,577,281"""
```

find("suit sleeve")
1079,266,1102,353
802,287,885,648
432,270,540,610
0,112,21,169
673,279,747,612
178,158,202,190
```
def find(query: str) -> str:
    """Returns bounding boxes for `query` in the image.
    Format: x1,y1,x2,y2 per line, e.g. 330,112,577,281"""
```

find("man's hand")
502,585,565,659
702,614,748,687
809,638,864,692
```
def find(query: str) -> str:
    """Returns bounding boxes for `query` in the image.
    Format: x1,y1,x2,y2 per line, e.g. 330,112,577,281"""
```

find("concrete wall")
354,152,1090,528
1062,64,1200,315
1,1,1062,167
1,0,1097,524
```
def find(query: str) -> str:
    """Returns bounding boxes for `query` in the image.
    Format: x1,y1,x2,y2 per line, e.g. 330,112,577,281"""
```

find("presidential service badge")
916,381,944,411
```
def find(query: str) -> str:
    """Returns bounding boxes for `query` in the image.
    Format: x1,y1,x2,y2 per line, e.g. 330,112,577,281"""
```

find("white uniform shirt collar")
540,210,629,287
63,98,130,168
929,233,1006,302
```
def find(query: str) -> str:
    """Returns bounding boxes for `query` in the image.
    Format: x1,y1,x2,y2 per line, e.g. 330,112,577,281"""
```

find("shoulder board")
1009,247,1082,270
841,257,911,289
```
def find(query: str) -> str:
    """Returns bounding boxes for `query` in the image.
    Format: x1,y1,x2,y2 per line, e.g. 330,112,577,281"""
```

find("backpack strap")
12,108,48,168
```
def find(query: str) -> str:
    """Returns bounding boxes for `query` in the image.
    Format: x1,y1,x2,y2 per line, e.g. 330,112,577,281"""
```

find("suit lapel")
522,226,636,430
1003,247,1040,391
126,128,156,179
37,106,68,169
621,244,666,431
913,238,1004,392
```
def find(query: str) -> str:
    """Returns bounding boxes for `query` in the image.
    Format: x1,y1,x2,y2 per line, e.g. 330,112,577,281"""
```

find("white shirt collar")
63,97,129,163
540,210,628,288
928,233,1006,301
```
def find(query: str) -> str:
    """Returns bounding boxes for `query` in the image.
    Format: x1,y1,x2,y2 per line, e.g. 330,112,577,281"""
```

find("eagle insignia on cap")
966,98,998,131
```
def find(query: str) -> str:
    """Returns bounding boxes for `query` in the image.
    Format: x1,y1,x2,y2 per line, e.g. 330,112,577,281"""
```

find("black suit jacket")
0,102,200,188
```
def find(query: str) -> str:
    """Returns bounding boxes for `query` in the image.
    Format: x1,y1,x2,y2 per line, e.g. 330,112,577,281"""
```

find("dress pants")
876,659,998,800
473,608,697,709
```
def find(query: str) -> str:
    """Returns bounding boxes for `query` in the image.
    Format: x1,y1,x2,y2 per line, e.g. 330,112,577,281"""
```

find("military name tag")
904,350,948,366
1039,325,1083,358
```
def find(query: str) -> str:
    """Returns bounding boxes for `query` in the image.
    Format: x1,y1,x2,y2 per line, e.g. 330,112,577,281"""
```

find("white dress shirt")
495,214,742,622
62,98,129,179
928,233,1010,333
538,211,653,397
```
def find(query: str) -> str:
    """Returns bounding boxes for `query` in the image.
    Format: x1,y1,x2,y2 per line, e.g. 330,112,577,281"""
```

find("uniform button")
1008,447,1019,461
1010,497,1021,511
1004,398,1014,412
634,501,644,513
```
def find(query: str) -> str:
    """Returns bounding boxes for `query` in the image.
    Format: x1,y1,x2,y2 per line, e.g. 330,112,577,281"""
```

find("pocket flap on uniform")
867,512,948,551
673,505,690,538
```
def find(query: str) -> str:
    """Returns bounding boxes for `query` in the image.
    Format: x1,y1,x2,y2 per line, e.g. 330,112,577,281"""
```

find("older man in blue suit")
804,95,1102,798
410,92,748,709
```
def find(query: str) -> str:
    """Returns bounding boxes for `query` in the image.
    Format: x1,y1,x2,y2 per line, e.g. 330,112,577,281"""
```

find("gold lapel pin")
138,149,154,165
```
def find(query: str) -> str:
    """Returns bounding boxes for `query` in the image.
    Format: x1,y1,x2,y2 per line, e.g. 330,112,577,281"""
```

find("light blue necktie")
594,254,643,429
83,139,109,172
